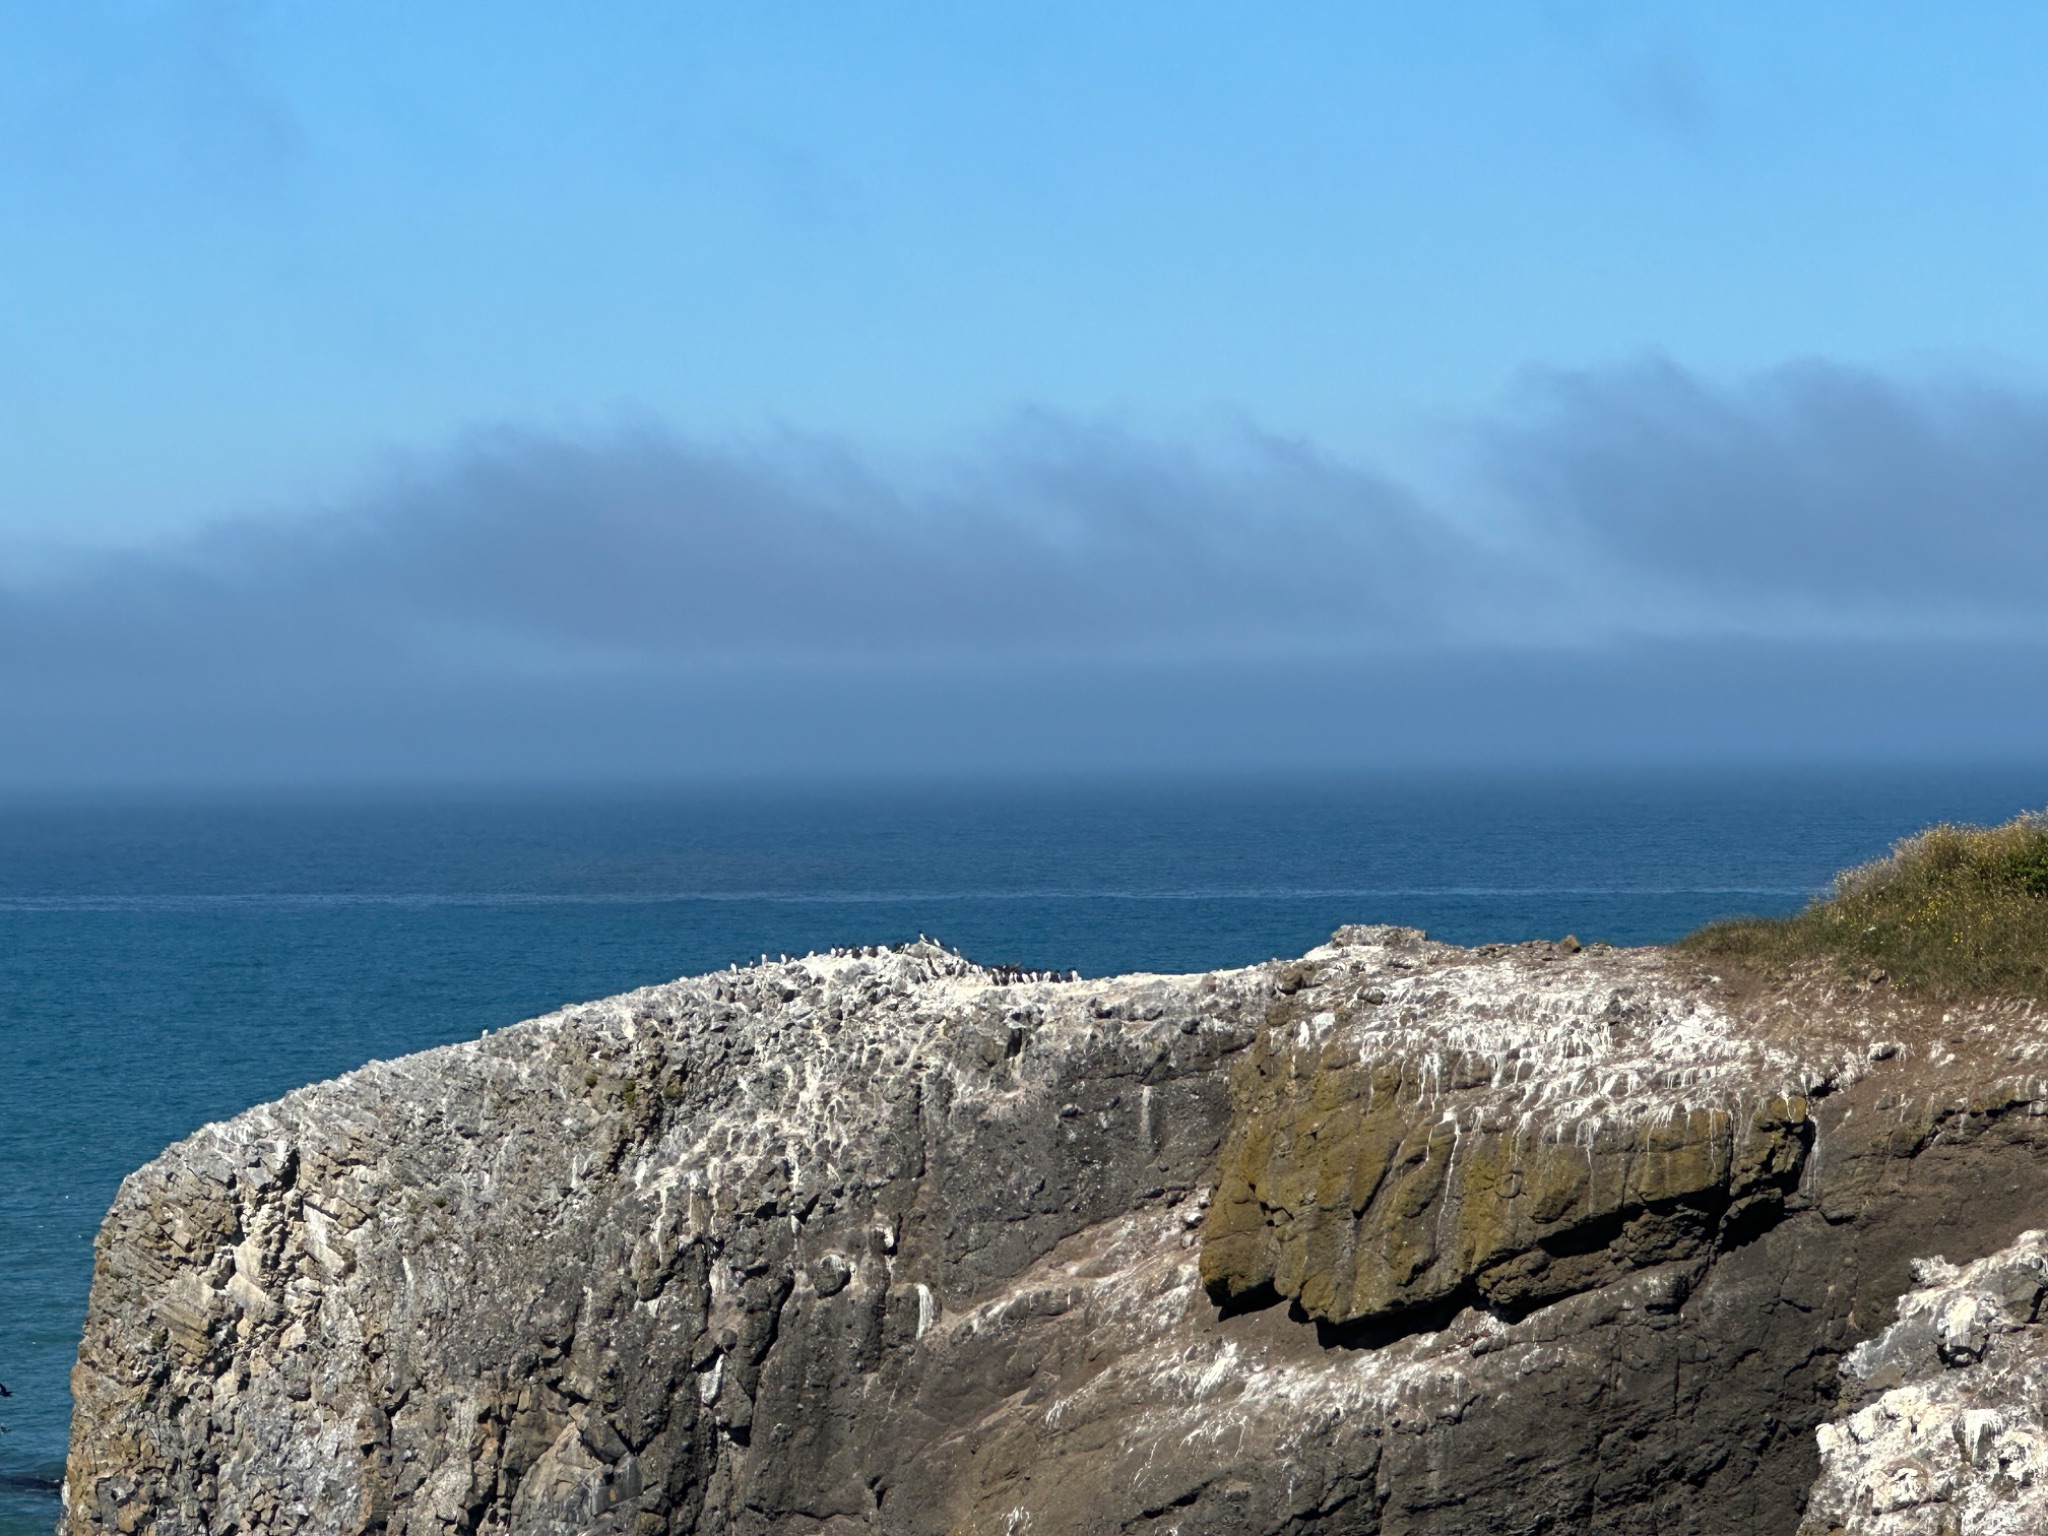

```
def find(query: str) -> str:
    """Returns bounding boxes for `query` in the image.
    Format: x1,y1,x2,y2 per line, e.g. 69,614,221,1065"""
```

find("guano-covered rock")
62,929,2048,1535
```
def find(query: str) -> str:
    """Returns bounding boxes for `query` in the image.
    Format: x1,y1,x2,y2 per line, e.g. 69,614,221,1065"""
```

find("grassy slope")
1680,811,2048,1003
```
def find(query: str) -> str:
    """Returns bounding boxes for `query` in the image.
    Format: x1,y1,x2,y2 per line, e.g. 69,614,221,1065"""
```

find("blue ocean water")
3,767,2044,1533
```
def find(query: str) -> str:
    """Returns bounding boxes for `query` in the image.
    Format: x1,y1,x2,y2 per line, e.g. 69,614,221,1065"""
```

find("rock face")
1799,1232,2048,1536
62,928,2048,1536
1200,926,1814,1327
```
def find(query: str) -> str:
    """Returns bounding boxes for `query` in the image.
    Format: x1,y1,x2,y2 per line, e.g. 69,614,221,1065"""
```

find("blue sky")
4,3,2048,779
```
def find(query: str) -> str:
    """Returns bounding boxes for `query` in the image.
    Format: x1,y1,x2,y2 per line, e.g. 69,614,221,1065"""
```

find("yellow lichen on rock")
1202,933,1818,1326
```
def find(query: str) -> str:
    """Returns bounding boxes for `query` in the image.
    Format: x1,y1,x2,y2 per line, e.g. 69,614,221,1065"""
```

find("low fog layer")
5,361,2047,783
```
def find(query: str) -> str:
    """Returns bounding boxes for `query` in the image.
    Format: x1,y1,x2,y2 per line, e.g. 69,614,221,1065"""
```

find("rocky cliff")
1798,1231,2048,1535
63,928,2048,1536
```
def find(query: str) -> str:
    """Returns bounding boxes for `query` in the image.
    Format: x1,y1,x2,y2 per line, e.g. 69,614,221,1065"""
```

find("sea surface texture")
2,768,2042,1534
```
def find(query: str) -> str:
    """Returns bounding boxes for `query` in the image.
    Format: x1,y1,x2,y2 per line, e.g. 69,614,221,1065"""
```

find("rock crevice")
63,930,2048,1536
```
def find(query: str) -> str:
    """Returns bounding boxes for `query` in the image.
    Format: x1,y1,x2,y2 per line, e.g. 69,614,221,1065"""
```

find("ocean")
3,766,2043,1533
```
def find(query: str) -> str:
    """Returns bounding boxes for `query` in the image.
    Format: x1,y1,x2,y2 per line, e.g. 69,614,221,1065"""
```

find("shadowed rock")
1200,927,1817,1328
60,931,2048,1536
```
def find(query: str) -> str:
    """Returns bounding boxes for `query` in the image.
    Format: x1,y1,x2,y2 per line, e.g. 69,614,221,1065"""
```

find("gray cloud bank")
5,360,2048,784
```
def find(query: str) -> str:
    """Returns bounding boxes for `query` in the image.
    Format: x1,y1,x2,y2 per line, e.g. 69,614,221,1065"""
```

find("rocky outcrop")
1799,1232,2048,1536
1200,927,1814,1327
62,928,2048,1536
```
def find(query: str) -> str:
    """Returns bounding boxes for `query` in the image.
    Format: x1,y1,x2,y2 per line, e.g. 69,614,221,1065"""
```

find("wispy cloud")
5,2,307,195
3,413,1490,676
1608,45,1709,139
4,361,2047,781
1484,359,2048,639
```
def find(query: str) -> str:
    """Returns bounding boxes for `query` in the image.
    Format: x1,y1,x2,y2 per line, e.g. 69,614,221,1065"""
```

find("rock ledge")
63,931,2048,1536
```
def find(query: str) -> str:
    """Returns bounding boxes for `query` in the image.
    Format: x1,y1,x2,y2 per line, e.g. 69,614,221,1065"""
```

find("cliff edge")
64,928,2048,1536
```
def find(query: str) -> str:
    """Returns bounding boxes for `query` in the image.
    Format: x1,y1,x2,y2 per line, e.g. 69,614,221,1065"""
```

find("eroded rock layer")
1199,926,1817,1326
61,929,2048,1536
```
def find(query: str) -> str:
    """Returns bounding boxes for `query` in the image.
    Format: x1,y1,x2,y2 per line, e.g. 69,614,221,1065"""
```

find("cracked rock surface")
61,928,2048,1535
1798,1232,2048,1536
1199,926,1825,1327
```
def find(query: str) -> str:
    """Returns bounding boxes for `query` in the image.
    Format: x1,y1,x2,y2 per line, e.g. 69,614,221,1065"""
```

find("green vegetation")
1681,810,2048,1002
